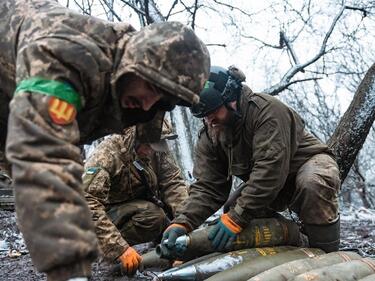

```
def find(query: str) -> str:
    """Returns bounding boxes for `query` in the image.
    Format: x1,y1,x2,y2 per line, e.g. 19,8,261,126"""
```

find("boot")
303,216,340,253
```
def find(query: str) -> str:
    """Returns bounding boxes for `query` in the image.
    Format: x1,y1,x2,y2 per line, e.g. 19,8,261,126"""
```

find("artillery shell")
293,257,375,281
205,248,325,281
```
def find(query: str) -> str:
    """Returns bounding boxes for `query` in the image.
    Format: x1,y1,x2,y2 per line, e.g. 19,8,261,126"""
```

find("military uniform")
0,0,209,279
174,86,340,231
83,127,188,261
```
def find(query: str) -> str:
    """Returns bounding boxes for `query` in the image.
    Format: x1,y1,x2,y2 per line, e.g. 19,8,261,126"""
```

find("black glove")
161,223,187,249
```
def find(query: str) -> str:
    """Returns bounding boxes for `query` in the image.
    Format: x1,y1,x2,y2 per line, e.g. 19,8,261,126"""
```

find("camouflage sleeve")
156,150,188,217
83,135,132,261
6,95,97,277
228,106,291,227
173,132,232,230
83,166,129,261
6,41,100,278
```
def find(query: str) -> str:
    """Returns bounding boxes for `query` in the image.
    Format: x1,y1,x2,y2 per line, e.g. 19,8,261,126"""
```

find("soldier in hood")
0,0,210,280
83,120,188,275
163,66,341,256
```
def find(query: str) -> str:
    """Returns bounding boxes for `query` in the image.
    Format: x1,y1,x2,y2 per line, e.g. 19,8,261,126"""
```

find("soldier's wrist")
228,205,252,228
171,215,195,232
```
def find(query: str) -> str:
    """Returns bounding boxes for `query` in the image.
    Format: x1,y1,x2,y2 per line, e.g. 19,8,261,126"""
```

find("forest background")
59,0,375,209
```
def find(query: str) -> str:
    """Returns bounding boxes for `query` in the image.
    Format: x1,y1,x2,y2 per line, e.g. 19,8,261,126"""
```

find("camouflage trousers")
107,199,170,245
288,153,341,225
247,153,340,225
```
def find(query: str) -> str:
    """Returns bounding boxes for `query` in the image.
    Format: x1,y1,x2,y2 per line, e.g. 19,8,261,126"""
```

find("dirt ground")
1,208,374,281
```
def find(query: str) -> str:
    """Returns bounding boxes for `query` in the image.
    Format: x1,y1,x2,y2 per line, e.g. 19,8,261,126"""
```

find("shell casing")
248,251,362,281
157,216,303,260
205,248,325,281
292,257,375,281
157,246,296,281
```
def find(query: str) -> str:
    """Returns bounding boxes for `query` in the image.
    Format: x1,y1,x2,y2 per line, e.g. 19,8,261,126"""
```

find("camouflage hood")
112,21,210,105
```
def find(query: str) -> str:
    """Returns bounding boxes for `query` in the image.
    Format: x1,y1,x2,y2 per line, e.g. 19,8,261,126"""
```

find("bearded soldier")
0,0,210,280
83,121,187,275
163,66,340,255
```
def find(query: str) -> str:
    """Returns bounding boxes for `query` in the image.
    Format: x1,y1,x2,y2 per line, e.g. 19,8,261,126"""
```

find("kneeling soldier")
83,120,188,275
163,66,341,255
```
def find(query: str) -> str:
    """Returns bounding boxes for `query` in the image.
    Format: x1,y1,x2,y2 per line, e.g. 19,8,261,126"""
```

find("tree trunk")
328,63,375,182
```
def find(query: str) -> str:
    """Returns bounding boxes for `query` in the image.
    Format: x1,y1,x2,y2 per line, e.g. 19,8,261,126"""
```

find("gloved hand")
208,213,243,251
119,247,142,276
161,223,187,249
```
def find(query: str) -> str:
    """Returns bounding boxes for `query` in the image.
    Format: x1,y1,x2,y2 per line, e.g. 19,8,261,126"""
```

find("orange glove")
119,247,142,276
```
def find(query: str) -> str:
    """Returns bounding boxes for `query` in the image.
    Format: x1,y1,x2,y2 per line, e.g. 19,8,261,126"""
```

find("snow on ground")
340,207,375,258
341,206,375,223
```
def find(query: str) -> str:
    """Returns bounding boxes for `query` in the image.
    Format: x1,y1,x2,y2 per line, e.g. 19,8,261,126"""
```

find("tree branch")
191,0,199,30
280,31,305,73
263,5,366,96
118,0,146,16
211,0,257,17
165,0,178,21
145,0,165,23
99,0,123,21
241,33,283,49
266,77,322,95
206,43,226,47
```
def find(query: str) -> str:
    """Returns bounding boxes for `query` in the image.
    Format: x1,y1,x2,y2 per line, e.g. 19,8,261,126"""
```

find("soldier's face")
204,103,237,145
120,78,162,111
135,143,155,158
204,105,232,129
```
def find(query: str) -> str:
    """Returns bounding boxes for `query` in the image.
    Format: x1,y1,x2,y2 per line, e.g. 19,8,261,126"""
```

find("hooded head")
113,21,211,108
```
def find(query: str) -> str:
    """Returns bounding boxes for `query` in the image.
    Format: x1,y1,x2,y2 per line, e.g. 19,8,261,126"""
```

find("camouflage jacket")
83,129,188,260
174,86,333,230
0,0,208,277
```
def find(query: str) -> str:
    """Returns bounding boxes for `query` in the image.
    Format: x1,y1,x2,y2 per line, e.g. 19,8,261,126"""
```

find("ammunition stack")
139,216,375,281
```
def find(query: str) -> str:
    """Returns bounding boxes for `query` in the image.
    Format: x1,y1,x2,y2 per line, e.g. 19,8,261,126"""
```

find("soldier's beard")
205,113,237,146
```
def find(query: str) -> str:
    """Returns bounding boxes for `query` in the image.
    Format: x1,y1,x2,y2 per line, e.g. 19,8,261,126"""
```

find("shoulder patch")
48,97,77,125
85,167,100,175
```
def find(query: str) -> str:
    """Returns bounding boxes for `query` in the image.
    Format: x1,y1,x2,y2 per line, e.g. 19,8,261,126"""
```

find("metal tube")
157,246,296,281
141,249,172,271
205,248,325,281
248,251,362,281
165,252,222,273
293,258,375,281
157,215,303,260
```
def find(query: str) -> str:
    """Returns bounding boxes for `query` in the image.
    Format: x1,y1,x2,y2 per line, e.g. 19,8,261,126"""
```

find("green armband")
15,77,82,111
